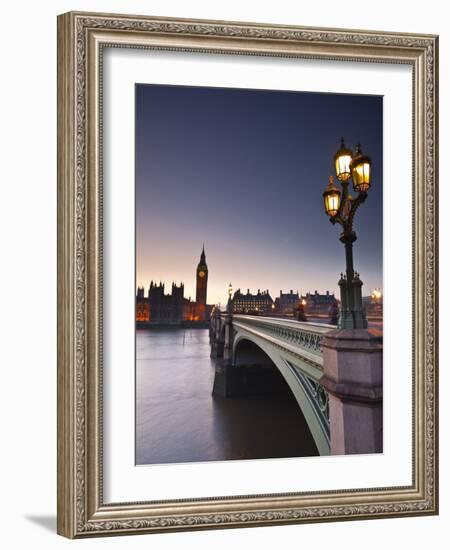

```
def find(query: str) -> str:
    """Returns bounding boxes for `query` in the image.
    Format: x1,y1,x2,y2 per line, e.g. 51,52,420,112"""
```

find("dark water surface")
136,328,317,465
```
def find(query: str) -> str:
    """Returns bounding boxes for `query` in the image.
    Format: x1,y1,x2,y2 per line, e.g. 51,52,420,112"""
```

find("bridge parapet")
233,315,333,362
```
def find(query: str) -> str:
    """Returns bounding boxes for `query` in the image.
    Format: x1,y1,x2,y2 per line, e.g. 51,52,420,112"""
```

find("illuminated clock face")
198,271,205,278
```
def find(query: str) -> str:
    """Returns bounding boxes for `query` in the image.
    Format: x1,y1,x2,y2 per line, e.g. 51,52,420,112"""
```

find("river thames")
136,328,318,465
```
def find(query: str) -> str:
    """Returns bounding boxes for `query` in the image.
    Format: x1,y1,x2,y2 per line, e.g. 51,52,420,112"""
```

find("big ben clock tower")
195,245,208,318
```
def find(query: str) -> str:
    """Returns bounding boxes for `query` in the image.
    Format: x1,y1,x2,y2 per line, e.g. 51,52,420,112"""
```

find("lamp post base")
338,309,368,330
338,270,368,330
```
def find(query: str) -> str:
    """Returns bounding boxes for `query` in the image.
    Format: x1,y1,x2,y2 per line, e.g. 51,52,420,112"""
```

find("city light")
371,288,382,301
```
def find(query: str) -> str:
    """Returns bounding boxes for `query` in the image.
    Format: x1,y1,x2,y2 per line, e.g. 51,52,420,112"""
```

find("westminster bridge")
209,311,383,456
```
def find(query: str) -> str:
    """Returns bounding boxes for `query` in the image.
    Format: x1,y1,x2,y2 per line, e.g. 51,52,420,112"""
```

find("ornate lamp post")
227,282,233,316
323,138,372,329
222,282,234,361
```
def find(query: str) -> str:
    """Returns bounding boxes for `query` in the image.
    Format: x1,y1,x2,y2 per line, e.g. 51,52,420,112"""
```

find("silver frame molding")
57,11,439,538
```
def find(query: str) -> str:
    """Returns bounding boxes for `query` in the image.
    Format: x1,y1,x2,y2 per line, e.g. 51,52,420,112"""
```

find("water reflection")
136,328,317,465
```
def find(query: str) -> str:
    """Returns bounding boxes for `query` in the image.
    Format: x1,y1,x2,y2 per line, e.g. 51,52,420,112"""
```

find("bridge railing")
232,315,334,361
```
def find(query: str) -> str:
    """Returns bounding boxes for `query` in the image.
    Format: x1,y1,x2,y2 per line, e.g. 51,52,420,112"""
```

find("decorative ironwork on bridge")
285,360,330,445
234,316,325,359
209,312,334,455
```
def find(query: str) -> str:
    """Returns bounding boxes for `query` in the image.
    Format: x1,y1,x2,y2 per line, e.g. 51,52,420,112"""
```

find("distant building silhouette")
195,245,208,321
148,281,184,324
136,247,212,326
274,290,300,315
232,288,274,315
302,290,336,317
136,286,150,322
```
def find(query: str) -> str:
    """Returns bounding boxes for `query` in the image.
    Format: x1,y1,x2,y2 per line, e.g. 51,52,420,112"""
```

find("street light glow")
323,176,341,217
350,144,372,193
334,137,353,182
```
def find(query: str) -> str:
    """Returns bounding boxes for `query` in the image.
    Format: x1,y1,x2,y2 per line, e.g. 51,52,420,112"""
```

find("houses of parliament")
136,246,212,326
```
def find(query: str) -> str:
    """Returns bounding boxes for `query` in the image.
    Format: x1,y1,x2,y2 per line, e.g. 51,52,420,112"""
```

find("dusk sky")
135,84,382,306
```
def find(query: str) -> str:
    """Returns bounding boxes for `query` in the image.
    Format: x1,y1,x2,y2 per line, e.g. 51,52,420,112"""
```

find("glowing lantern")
350,143,371,193
323,176,341,217
334,137,353,182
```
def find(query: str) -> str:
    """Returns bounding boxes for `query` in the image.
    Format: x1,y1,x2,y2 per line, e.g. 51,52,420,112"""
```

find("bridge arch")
233,333,330,456
234,339,275,368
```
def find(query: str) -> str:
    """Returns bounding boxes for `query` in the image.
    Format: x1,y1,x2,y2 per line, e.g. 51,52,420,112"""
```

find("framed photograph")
57,11,439,538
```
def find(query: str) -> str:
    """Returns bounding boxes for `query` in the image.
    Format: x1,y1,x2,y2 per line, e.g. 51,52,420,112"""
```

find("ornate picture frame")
57,11,438,538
